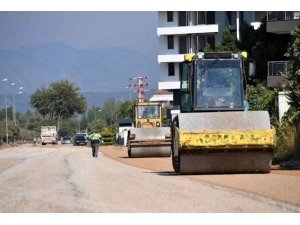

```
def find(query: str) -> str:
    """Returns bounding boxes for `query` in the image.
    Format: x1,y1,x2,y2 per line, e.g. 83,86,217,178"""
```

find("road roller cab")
127,101,171,158
134,102,162,128
171,52,276,174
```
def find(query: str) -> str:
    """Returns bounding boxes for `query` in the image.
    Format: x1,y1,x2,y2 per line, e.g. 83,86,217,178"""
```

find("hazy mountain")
0,43,159,94
0,43,159,111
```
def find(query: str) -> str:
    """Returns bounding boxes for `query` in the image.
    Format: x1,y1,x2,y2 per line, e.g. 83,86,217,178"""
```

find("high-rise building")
156,11,265,110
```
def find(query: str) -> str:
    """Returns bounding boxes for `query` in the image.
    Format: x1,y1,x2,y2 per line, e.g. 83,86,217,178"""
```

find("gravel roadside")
101,145,300,207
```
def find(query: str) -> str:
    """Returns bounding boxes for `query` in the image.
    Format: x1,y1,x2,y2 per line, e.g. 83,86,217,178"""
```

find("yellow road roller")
128,101,171,158
171,52,276,174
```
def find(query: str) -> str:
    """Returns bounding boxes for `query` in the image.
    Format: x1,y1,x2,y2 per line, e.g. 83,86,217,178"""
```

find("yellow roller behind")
128,127,171,158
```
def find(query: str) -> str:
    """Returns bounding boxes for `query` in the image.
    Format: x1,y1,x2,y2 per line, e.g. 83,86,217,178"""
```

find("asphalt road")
0,144,299,212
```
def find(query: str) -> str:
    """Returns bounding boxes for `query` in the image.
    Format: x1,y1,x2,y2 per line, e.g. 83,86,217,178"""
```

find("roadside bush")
19,128,36,142
273,120,298,163
0,121,20,144
273,25,300,164
246,83,277,116
101,128,115,146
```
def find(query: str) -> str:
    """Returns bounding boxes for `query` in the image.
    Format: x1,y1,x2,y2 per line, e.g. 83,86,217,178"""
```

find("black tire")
127,131,132,158
171,116,180,173
127,141,132,158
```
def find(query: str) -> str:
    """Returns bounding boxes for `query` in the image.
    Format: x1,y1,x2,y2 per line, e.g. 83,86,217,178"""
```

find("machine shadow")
143,171,179,176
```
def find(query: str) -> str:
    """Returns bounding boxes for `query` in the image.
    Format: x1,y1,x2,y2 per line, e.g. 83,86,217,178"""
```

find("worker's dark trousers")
91,142,99,157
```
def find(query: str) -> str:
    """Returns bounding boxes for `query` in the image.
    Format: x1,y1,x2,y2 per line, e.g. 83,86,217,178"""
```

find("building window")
197,12,206,24
197,11,215,25
197,35,215,52
226,11,236,26
179,36,187,54
207,11,215,24
179,11,187,26
167,36,174,49
167,11,173,22
168,63,175,76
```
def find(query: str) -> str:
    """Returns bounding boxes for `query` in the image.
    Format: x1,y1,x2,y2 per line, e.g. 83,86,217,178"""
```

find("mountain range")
0,43,159,111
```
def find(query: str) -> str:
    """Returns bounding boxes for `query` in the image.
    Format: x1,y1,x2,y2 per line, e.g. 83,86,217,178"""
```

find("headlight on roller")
156,122,160,127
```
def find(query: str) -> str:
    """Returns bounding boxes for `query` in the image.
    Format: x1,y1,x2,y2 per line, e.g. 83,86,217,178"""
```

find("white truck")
41,126,58,145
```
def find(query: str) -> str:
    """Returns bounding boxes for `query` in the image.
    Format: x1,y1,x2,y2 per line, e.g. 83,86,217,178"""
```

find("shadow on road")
143,171,179,176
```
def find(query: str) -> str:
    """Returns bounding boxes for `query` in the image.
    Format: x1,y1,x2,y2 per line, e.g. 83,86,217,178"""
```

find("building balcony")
157,24,218,36
158,81,180,90
267,61,289,87
267,11,300,34
267,11,300,22
157,54,185,63
149,89,173,102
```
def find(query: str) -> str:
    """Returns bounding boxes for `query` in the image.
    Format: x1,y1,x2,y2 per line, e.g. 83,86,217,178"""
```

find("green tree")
30,80,87,130
239,18,290,82
8,121,20,143
216,27,239,52
0,107,13,121
283,25,300,124
87,106,103,122
280,25,300,160
58,119,77,137
116,100,134,119
238,21,257,52
30,88,54,120
87,119,107,133
102,98,119,131
204,27,239,52
246,82,277,114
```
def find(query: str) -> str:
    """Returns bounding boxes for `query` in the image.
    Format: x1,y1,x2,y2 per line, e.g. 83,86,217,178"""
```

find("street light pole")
13,94,15,125
94,109,102,121
13,87,23,126
5,94,8,145
1,79,23,145
1,78,9,145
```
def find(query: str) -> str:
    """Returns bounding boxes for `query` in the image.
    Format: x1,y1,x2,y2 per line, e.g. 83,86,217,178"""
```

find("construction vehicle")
41,126,58,145
127,77,171,158
171,52,276,174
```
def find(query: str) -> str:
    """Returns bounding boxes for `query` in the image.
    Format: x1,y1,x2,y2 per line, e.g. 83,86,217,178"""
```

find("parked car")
73,135,87,146
61,136,71,144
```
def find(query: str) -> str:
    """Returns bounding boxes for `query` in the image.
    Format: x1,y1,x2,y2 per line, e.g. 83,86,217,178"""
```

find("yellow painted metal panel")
179,129,276,149
184,53,193,62
241,51,248,59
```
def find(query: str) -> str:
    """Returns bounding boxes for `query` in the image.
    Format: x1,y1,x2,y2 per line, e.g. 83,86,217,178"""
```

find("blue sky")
0,12,158,55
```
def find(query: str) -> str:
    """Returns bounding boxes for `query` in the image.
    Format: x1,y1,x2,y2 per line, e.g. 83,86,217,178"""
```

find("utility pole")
128,76,149,103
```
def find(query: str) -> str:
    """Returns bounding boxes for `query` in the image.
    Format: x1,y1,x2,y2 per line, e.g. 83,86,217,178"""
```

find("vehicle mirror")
249,62,256,77
181,62,190,91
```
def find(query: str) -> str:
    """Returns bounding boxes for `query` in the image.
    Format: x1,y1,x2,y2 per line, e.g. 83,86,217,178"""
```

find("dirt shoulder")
101,145,300,206
101,145,173,172
0,144,19,151
101,145,300,176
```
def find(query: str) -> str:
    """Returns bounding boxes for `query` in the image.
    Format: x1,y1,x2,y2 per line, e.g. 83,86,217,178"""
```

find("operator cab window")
195,59,243,109
137,105,160,119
